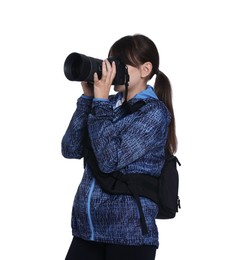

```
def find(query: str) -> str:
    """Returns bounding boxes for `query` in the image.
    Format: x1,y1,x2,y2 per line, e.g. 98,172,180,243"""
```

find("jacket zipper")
87,178,95,240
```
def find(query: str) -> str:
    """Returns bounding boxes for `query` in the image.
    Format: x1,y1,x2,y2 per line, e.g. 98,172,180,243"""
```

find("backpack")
84,144,181,235
156,150,181,219
84,100,181,234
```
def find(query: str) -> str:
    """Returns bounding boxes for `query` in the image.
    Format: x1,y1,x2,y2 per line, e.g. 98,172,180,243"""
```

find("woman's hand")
93,59,116,99
81,81,94,97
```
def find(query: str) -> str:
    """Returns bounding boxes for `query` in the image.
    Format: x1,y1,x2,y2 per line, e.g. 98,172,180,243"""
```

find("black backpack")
84,101,181,235
84,140,181,235
156,150,181,219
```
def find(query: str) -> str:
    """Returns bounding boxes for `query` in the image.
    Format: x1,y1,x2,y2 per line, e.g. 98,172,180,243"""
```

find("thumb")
93,72,99,83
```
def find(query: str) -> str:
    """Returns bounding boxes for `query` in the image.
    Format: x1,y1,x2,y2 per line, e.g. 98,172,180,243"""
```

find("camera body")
64,52,127,85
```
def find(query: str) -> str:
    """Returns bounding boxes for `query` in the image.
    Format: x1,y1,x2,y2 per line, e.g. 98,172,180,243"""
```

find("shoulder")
137,98,171,123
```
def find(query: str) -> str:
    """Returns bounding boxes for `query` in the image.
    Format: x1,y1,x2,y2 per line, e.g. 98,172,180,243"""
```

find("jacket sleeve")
61,96,92,159
88,99,170,173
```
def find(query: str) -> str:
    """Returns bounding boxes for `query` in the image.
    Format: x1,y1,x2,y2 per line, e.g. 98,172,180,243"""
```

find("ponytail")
154,70,177,154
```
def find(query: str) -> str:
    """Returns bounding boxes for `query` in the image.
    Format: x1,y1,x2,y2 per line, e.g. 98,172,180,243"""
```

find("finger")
105,59,112,70
93,72,99,82
104,59,114,81
111,61,116,80
106,61,116,83
101,60,107,80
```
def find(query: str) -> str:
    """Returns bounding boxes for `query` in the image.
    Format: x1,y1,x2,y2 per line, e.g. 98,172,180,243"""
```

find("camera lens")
64,52,127,85
64,53,98,81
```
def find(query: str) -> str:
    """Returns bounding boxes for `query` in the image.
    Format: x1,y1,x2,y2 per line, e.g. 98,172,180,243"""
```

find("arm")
61,96,92,159
62,59,116,159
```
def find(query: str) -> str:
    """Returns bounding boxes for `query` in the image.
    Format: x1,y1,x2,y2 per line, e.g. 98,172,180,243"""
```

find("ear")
140,62,153,78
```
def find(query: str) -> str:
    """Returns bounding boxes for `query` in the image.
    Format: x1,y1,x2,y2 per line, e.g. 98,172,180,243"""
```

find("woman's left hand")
93,59,116,99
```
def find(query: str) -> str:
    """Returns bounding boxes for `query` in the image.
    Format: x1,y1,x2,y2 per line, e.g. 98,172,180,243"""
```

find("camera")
63,52,127,85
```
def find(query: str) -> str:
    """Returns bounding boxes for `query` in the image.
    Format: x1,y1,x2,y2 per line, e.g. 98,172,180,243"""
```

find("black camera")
64,52,127,85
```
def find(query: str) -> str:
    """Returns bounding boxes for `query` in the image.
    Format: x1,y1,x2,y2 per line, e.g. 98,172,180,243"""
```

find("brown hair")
109,34,177,154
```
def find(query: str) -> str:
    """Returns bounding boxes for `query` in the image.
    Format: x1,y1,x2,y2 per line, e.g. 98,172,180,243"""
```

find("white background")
0,0,229,259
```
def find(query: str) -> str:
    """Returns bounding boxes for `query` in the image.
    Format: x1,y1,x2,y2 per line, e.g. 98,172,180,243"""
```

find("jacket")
61,86,171,246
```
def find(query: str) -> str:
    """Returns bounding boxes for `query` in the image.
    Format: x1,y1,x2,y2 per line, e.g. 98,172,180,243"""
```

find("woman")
62,34,177,260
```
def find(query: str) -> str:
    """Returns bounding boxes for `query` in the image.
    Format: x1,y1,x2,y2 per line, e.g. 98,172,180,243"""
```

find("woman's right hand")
81,81,94,97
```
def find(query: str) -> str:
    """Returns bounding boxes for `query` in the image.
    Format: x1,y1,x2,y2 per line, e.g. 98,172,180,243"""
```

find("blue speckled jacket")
61,85,171,247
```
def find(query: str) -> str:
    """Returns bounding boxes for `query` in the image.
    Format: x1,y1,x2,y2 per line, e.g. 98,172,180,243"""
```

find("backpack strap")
84,141,158,235
85,145,148,235
83,98,158,235
126,182,148,235
121,100,146,114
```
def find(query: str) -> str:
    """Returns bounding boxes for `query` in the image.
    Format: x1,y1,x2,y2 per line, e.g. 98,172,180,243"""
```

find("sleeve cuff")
91,99,113,117
77,95,93,112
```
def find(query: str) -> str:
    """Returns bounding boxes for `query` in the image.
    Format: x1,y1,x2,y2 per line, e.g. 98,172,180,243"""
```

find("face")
114,64,147,99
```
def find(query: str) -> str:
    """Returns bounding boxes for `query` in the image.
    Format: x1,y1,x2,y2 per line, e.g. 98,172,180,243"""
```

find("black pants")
65,237,157,260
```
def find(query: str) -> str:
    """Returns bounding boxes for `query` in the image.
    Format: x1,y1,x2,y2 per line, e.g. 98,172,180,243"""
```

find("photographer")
62,34,177,260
